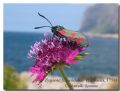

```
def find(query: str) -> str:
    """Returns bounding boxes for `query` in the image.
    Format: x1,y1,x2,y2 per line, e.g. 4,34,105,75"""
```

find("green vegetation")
4,64,27,90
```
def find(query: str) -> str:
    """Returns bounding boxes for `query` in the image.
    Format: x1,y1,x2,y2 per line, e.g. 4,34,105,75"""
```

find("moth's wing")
63,29,88,47
62,29,86,39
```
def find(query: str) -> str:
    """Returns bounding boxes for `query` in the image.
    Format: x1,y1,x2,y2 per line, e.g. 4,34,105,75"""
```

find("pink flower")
66,49,79,64
28,35,87,82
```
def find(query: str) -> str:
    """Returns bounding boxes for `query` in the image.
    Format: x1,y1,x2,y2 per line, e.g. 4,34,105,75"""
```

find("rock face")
80,4,118,34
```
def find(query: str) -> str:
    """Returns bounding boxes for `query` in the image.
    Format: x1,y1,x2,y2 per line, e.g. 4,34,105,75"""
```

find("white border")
0,0,119,91
3,0,120,3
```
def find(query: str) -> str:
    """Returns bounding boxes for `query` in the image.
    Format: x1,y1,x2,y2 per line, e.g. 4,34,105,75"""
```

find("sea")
4,32,119,78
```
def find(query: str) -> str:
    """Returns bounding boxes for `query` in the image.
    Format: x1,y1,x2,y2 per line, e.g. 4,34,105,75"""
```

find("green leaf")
64,64,70,68
51,65,56,71
74,55,83,61
79,52,89,57
74,52,89,61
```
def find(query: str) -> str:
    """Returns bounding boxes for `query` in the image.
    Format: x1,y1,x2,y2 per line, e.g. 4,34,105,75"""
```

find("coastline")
83,32,118,39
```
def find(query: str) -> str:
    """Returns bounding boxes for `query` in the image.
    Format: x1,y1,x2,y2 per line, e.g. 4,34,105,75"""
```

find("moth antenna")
34,26,51,29
38,12,53,27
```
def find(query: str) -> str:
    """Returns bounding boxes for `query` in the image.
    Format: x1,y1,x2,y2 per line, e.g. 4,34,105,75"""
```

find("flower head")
28,35,87,82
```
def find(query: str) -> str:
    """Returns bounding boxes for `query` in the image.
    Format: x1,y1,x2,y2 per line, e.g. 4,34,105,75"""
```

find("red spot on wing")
75,37,85,44
80,37,85,41
58,30,65,35
71,33,76,38
75,39,80,44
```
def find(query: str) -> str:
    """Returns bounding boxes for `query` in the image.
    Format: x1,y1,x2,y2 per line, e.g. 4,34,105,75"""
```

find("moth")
34,12,89,49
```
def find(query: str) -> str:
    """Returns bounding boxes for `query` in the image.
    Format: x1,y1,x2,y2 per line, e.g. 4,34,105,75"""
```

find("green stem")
58,66,73,90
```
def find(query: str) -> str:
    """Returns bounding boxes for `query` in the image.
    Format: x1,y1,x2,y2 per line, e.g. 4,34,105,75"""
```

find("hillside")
80,4,118,34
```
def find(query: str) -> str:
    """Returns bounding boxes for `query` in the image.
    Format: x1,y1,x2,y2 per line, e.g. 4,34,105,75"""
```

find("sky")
4,4,92,33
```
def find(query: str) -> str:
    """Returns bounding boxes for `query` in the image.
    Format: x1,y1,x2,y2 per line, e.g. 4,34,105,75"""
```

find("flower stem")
58,66,73,90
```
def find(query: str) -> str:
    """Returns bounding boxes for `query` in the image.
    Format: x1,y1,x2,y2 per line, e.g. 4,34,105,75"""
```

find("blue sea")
4,32,119,78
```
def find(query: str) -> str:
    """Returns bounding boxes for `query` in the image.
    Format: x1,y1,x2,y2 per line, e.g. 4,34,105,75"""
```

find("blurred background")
4,4,118,89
